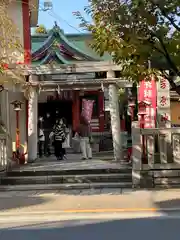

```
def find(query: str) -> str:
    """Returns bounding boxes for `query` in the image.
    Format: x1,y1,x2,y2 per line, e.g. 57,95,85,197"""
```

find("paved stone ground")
0,188,132,198
14,154,130,171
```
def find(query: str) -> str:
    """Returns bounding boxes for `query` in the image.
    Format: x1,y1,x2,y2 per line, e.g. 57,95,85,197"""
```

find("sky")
36,0,90,33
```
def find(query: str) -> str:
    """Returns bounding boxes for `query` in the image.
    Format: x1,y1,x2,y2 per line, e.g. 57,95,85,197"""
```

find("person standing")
38,126,45,158
61,117,68,159
53,119,66,160
77,115,92,160
44,113,52,156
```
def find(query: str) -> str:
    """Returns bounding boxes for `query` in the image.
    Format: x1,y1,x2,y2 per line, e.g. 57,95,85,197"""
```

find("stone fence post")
132,121,142,187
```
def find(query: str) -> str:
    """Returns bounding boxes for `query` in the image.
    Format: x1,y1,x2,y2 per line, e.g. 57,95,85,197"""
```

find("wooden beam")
17,61,122,75
29,78,132,88
30,0,39,27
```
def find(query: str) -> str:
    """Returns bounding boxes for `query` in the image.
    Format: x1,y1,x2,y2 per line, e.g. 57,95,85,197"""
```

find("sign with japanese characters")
138,77,157,128
156,77,171,128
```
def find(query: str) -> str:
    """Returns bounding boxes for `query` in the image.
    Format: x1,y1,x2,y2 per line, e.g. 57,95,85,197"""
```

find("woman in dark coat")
53,119,66,160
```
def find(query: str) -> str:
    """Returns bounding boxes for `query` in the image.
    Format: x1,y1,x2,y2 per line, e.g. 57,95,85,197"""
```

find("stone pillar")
98,90,105,132
28,87,38,162
131,121,142,187
107,70,122,161
0,90,10,133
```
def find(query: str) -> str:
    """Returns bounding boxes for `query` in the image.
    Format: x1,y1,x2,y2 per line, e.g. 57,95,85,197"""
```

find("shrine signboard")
156,77,171,128
157,76,171,163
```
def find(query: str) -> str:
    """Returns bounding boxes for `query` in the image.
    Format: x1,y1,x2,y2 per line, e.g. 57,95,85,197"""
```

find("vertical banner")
157,76,171,163
138,77,157,128
81,99,94,123
156,77,171,128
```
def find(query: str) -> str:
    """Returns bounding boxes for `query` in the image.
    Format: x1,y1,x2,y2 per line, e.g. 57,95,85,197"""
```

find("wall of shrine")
171,101,180,125
0,90,27,152
7,1,24,63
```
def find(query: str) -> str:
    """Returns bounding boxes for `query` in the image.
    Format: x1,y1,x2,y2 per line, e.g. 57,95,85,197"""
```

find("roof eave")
30,0,39,27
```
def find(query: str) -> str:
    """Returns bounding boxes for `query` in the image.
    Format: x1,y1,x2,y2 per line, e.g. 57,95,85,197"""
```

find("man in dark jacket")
77,115,92,160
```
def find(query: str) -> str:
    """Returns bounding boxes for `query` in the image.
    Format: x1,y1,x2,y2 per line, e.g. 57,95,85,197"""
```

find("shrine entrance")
38,99,73,152
38,90,74,127
38,100,73,127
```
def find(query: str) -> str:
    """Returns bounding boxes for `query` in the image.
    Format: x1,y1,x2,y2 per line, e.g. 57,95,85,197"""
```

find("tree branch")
154,33,180,93
162,71,180,95
150,0,180,32
156,35,179,74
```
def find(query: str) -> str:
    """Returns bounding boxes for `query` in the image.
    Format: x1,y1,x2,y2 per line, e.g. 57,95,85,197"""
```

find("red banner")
138,77,157,128
81,99,94,123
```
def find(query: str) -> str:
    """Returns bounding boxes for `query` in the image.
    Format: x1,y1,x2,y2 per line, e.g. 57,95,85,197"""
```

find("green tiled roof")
31,28,111,64
64,33,111,60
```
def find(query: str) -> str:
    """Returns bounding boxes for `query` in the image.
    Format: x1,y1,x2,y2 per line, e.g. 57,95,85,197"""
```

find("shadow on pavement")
0,196,50,211
154,198,180,213
0,217,180,239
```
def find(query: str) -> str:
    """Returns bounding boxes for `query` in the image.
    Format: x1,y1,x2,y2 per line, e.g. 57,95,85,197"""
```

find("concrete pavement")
0,189,180,215
1,189,180,239
0,189,153,214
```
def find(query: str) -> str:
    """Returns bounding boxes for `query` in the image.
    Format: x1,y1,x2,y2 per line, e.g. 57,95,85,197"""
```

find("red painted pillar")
98,90,105,132
121,118,126,131
16,111,20,149
72,91,80,131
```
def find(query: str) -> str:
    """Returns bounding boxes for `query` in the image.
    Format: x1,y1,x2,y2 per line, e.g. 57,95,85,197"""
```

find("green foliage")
75,0,180,93
35,24,47,34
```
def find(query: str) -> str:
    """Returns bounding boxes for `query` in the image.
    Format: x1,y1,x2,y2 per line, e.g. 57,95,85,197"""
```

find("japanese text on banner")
138,78,157,128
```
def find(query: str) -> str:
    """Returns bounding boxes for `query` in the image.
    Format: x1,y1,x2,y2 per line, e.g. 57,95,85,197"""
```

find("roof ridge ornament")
53,21,60,31
53,21,64,35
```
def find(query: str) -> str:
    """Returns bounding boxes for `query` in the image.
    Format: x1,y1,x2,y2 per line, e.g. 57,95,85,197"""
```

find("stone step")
152,169,180,178
0,182,132,191
154,177,180,185
7,168,132,177
1,173,132,185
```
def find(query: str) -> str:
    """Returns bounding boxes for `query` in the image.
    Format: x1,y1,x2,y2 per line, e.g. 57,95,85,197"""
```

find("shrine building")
1,19,179,164
31,25,111,133
0,24,129,162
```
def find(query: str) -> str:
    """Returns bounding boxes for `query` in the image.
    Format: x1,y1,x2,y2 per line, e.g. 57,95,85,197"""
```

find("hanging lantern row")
47,86,73,101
